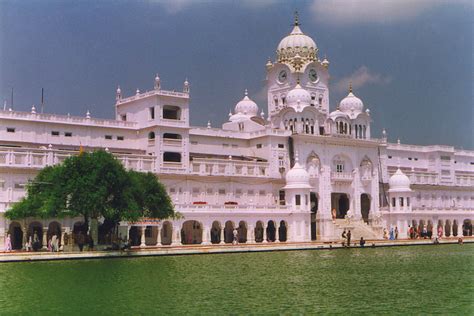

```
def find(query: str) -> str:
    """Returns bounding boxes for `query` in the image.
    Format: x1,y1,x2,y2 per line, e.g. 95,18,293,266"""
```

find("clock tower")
265,13,330,118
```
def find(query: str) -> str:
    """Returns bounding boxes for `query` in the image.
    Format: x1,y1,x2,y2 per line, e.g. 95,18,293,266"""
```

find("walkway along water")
1,237,472,263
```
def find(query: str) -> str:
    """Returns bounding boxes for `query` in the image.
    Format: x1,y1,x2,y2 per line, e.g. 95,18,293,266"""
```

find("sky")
0,0,472,149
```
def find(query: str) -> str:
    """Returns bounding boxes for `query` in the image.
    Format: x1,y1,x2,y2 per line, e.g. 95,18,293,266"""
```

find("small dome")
234,90,258,117
388,168,411,192
286,83,311,107
283,161,311,189
329,108,349,121
277,16,317,64
340,86,364,114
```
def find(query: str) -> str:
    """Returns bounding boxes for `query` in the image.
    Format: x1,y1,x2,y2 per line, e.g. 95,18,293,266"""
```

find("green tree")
6,150,175,238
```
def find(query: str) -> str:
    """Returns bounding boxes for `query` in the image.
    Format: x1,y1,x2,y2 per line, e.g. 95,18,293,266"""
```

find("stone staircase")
333,219,383,242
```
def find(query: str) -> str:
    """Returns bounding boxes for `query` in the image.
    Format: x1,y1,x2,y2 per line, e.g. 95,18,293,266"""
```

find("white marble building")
1,17,473,250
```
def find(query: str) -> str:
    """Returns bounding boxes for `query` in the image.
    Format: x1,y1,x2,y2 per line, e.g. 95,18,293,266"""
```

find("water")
0,244,473,315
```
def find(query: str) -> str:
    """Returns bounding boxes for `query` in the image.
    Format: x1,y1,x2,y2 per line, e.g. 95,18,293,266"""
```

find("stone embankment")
1,238,472,263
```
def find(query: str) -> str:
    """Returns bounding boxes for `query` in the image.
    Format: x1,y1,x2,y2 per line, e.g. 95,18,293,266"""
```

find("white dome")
340,88,364,114
286,83,311,107
388,168,412,192
329,108,349,121
283,161,312,189
277,23,317,64
234,90,258,117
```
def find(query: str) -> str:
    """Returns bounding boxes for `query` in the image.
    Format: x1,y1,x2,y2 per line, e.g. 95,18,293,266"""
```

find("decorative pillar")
457,222,463,237
248,225,254,243
22,226,28,250
262,224,267,243
220,228,225,244
202,225,210,245
60,229,65,251
140,226,146,248
42,228,48,250
172,226,181,246
127,226,131,242
275,224,280,242
155,227,161,246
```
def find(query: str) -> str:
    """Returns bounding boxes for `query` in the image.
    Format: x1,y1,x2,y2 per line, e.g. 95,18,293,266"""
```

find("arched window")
148,131,155,140
355,125,358,139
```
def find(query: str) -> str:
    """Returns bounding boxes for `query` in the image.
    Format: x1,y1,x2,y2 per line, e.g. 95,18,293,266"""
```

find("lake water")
0,244,472,315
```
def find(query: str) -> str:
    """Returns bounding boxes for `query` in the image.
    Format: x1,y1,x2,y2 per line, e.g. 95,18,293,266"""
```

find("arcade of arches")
127,219,289,246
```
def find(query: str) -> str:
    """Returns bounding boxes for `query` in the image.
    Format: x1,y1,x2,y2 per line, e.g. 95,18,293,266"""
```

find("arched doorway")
161,221,173,245
145,226,159,246
73,222,87,247
255,221,264,243
181,220,203,245
437,220,444,237
331,193,349,219
210,221,221,244
266,220,276,242
427,221,434,238
453,220,459,236
28,222,43,249
444,220,451,237
48,221,62,248
310,192,318,240
418,220,426,238
361,194,370,223
279,221,288,242
129,226,141,246
8,222,23,250
238,221,247,243
463,219,472,236
224,221,234,244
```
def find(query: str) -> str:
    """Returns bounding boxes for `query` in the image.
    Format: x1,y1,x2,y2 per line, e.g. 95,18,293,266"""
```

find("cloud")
150,0,278,14
334,66,391,94
310,0,471,25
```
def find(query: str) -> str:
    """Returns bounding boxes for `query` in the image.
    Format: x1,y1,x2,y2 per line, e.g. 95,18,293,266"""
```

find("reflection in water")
0,244,472,314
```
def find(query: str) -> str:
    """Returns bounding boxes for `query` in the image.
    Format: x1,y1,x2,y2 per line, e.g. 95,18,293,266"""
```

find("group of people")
341,229,352,247
382,227,399,240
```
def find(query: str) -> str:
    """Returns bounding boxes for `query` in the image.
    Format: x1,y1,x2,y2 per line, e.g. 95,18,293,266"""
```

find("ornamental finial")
349,82,353,93
294,10,299,26
244,89,248,96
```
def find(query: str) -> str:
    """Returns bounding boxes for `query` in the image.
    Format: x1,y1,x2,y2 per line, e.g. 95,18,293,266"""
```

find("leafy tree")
6,150,175,232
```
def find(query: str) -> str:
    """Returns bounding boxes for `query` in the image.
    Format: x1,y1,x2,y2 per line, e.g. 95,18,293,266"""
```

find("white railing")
0,110,136,128
0,147,158,173
175,204,291,213
116,89,189,105
331,171,353,181
190,158,269,178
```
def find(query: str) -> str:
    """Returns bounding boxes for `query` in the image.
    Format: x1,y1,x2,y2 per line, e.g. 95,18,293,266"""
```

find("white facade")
1,17,473,250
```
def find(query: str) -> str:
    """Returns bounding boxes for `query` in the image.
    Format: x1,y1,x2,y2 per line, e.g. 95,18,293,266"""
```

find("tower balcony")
331,171,353,182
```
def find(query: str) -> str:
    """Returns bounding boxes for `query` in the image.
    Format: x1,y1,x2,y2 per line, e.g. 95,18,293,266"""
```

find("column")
60,229,65,251
220,228,225,244
127,226,131,242
275,224,280,242
248,224,255,243
42,228,48,250
457,222,463,237
155,227,161,246
140,226,146,248
202,225,210,245
22,227,28,250
262,224,267,243
172,227,181,246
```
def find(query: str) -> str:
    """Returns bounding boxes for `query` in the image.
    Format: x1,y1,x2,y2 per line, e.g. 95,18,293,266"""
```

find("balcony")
331,171,353,182
0,147,157,173
190,158,269,178
175,204,291,213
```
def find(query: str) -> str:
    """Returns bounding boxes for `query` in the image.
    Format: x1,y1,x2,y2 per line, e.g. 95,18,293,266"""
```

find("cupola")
388,168,411,192
234,89,258,117
339,84,364,115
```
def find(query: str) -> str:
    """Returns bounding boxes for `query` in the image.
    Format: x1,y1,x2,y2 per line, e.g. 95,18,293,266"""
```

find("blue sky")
0,0,472,149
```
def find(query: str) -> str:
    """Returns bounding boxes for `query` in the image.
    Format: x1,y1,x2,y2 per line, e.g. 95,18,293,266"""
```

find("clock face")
278,70,287,83
309,68,318,82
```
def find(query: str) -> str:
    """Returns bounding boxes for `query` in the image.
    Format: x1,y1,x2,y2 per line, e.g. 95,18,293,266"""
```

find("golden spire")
294,10,299,26
349,82,353,93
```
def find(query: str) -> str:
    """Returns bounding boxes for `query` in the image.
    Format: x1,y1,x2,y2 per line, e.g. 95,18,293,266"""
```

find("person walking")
389,227,394,240
347,230,352,247
232,229,238,245
395,227,399,240
51,235,58,252
341,229,347,247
